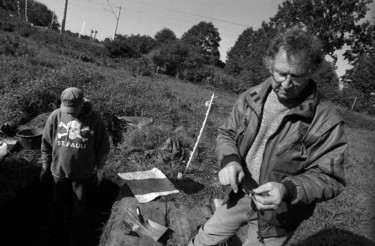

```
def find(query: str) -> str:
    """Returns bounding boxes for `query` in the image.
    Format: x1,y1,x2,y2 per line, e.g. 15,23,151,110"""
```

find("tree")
154,28,177,45
28,1,55,27
151,40,205,80
270,0,373,64
0,0,17,12
346,52,375,99
312,60,344,105
181,21,221,66
225,22,277,90
341,23,375,113
0,0,60,29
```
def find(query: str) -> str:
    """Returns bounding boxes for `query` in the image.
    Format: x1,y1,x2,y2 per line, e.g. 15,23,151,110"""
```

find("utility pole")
113,6,121,39
24,0,28,22
104,0,122,39
61,0,69,34
50,11,55,29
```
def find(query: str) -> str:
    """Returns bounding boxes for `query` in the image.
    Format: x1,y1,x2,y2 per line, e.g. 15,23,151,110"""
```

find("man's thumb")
238,171,245,183
232,181,239,193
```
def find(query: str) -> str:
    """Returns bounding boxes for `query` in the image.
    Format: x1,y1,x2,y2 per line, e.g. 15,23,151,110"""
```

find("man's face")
270,49,311,101
68,103,83,118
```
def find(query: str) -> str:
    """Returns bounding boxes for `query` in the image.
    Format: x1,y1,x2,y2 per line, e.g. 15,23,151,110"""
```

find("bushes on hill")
0,35,35,57
154,28,177,46
151,41,205,80
104,34,157,59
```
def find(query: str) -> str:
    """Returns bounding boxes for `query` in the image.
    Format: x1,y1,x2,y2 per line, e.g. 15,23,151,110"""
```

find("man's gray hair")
263,26,324,72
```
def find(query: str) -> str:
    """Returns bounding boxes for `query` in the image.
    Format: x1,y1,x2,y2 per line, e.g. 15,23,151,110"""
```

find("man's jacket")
215,78,347,238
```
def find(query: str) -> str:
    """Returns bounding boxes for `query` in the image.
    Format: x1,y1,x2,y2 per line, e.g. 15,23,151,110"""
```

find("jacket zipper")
276,133,305,157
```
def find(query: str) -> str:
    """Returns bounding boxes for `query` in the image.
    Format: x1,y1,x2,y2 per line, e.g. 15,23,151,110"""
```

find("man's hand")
251,182,286,211
218,162,244,193
39,166,51,184
96,169,104,186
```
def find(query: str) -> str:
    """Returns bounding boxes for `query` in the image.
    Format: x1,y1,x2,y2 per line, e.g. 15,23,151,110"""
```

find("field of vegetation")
0,5,374,246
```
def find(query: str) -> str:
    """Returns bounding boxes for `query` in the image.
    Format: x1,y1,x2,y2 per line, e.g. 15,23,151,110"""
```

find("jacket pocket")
276,133,305,157
234,125,245,145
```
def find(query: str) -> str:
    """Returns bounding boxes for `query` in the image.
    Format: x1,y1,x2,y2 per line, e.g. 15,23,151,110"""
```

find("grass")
1,11,374,246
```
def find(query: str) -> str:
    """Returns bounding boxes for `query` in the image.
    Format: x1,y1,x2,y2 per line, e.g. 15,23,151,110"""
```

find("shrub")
0,20,15,32
18,25,35,37
124,57,153,76
0,35,36,57
104,34,157,59
151,41,205,79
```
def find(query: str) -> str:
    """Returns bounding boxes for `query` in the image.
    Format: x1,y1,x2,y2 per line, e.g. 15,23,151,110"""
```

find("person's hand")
251,182,286,211
218,161,244,193
39,166,50,183
96,169,104,186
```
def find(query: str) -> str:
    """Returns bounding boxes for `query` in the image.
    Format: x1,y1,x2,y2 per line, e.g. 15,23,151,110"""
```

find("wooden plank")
105,197,167,246
167,202,212,246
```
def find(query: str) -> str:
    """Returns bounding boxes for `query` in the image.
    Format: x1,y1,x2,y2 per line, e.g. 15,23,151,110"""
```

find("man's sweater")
245,89,289,183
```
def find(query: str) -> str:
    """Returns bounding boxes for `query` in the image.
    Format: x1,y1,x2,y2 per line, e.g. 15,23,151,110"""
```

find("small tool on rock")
124,207,168,242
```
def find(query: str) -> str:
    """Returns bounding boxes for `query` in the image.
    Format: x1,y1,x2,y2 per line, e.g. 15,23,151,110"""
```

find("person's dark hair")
263,26,324,72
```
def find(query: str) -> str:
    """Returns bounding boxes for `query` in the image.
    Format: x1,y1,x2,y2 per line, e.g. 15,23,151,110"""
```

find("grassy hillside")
1,10,374,246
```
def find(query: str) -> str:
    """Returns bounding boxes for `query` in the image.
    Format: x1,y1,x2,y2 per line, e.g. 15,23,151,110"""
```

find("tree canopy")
225,22,277,91
154,28,177,45
181,21,221,66
104,34,157,58
270,0,373,64
0,0,59,29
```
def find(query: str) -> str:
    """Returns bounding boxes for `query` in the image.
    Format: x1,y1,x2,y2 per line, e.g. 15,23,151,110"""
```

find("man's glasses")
270,71,307,84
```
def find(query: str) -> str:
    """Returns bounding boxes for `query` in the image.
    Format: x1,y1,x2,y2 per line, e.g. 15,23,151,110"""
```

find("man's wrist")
221,154,241,168
281,180,297,202
42,163,50,170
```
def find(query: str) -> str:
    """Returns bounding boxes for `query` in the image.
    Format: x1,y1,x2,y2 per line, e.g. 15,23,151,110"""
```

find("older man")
189,27,347,246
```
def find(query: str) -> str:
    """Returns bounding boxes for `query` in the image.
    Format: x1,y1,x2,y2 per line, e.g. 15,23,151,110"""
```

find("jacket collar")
244,77,319,119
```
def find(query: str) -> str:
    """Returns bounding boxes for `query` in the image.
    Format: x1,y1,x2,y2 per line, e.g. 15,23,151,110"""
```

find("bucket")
16,128,43,150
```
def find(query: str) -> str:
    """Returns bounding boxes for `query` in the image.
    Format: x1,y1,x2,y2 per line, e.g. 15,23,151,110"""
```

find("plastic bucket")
16,128,43,150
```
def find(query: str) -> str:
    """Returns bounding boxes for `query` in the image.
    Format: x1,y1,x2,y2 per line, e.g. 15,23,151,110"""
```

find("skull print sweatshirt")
41,100,110,180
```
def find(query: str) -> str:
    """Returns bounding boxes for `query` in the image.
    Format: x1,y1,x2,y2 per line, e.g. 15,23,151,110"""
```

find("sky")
36,0,375,78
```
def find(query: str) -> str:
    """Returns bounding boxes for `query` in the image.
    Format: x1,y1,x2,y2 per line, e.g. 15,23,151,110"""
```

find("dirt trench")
0,166,119,246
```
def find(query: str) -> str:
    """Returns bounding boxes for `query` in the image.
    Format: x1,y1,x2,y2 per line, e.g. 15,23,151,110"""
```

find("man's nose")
281,77,293,89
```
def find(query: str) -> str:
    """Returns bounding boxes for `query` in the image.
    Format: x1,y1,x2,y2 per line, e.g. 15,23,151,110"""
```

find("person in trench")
40,87,110,245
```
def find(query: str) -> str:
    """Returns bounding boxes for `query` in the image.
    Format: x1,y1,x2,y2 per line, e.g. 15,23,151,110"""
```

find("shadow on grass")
171,177,205,194
291,228,375,246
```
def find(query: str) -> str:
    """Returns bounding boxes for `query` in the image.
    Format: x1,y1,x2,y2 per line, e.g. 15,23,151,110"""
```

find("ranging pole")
183,93,216,175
